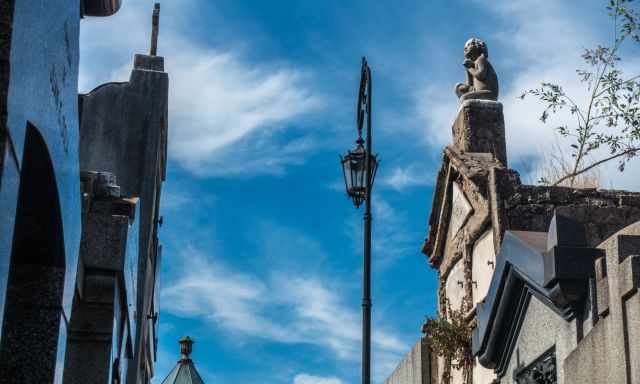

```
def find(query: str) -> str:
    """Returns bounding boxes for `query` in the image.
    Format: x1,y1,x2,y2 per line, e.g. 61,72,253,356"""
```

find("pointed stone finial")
179,336,194,362
150,3,161,56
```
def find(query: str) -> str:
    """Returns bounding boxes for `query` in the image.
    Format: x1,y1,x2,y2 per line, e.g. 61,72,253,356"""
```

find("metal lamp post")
340,57,378,384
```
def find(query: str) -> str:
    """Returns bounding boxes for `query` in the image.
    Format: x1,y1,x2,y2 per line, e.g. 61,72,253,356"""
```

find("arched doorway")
0,123,66,382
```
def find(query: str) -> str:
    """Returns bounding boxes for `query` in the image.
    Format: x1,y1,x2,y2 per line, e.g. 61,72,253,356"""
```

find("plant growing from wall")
521,0,640,187
422,302,474,384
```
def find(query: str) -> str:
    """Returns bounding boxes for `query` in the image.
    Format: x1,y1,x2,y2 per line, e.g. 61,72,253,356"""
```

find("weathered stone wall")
469,220,640,383
563,223,640,384
471,359,494,384
79,53,168,384
0,1,82,382
384,339,434,384
470,230,494,306
444,260,466,311
0,0,82,327
64,180,140,384
502,297,577,384
505,186,640,246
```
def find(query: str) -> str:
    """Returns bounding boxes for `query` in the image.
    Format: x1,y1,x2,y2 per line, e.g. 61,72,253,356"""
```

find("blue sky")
78,1,640,383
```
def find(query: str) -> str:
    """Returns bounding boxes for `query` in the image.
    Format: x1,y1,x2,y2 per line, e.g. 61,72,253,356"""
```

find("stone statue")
455,38,499,101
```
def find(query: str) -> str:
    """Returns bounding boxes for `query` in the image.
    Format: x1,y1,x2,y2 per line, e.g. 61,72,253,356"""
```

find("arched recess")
0,123,66,382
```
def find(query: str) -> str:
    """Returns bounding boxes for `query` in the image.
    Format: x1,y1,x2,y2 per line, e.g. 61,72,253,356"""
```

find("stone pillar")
63,274,117,384
452,100,507,166
63,172,134,384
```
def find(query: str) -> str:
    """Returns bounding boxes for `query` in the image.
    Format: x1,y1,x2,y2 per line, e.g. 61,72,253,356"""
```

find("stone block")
618,255,640,298
80,210,128,271
384,339,433,384
134,53,164,71
624,292,640,384
595,257,610,317
452,100,507,165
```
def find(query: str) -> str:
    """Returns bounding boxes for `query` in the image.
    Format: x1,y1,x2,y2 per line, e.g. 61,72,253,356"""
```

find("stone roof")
161,363,205,384
160,337,205,384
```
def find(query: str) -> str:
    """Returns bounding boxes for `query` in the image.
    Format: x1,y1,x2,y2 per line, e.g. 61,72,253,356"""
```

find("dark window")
514,347,557,384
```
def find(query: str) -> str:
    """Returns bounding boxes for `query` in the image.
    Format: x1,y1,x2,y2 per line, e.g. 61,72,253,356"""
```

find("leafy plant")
521,0,640,187
422,303,473,384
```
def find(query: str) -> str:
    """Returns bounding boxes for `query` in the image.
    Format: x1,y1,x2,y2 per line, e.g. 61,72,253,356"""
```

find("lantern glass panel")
341,144,368,207
353,157,365,192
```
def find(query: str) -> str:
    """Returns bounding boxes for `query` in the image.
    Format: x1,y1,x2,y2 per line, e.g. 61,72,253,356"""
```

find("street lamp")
340,57,378,384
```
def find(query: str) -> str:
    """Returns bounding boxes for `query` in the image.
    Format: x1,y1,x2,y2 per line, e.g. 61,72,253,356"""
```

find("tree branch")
560,93,588,125
593,74,640,98
551,147,640,186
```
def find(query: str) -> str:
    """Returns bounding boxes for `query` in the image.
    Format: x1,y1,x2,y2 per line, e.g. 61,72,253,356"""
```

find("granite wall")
563,223,640,384
79,52,168,383
0,1,82,382
0,1,165,383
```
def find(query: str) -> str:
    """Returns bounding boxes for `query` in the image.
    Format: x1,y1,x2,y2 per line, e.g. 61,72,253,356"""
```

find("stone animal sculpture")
455,38,499,101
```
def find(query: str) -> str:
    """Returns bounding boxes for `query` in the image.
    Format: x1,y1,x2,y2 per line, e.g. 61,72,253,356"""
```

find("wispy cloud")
346,196,419,269
168,49,323,176
293,374,345,384
379,165,433,191
161,246,407,367
80,1,323,178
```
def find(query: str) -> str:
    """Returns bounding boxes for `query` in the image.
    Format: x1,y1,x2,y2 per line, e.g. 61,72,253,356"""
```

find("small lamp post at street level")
340,57,378,384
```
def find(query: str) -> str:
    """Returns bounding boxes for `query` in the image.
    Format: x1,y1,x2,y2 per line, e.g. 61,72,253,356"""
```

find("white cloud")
161,248,290,340
293,374,345,384
160,246,407,367
490,1,600,162
168,49,322,176
160,190,194,210
79,1,323,177
379,165,433,191
373,198,416,266
345,196,419,269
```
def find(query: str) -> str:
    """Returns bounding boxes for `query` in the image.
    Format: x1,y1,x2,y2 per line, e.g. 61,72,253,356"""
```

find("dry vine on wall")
422,301,474,384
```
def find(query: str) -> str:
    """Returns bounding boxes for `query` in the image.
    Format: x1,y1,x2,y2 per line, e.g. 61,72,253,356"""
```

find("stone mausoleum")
0,1,168,383
385,38,640,384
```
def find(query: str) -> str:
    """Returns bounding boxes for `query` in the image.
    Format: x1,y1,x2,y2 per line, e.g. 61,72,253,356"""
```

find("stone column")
452,100,507,166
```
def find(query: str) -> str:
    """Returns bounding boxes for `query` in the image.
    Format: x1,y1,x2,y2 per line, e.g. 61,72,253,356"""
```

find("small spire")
161,336,205,383
150,3,161,56
179,336,194,362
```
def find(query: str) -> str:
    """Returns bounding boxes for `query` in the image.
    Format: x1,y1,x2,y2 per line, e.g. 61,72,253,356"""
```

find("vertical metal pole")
362,62,372,384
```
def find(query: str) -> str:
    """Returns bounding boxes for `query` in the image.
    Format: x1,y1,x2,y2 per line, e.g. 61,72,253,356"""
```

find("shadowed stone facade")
386,39,640,384
0,1,167,383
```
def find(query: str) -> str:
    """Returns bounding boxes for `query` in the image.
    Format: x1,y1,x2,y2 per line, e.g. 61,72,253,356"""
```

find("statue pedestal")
452,99,507,166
